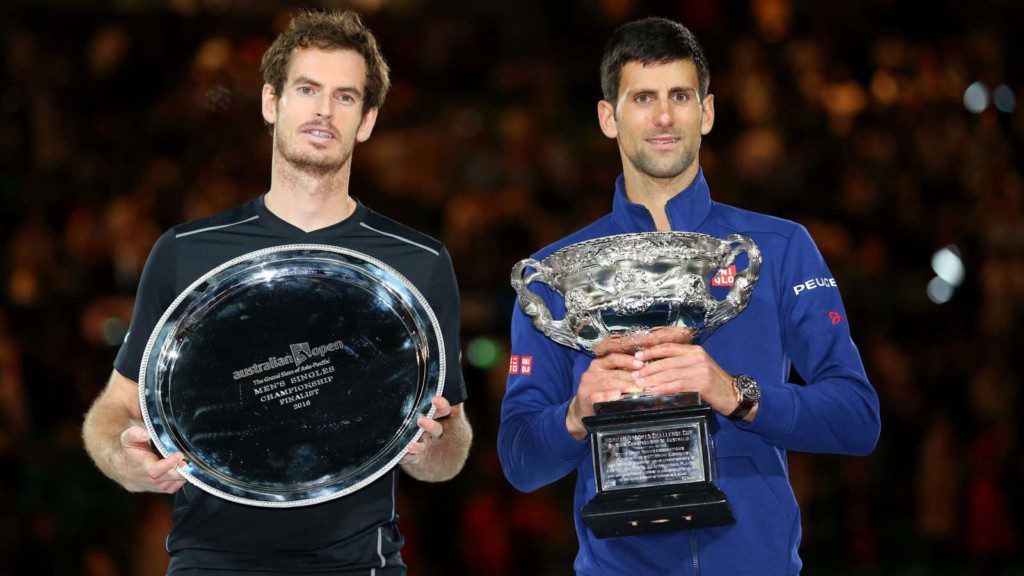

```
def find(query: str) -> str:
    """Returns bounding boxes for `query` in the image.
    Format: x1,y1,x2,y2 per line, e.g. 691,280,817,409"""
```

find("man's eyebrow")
290,76,363,97
290,75,322,87
629,86,697,93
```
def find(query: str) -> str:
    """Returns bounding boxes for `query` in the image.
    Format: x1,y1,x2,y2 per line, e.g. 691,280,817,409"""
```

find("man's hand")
119,425,187,494
399,397,472,482
633,343,752,420
401,396,450,465
566,353,645,440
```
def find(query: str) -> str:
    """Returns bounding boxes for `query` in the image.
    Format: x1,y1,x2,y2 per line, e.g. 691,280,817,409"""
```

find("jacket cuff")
541,400,590,462
734,381,796,442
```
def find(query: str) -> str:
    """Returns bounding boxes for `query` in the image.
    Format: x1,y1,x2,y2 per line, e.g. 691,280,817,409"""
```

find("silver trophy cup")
511,231,762,537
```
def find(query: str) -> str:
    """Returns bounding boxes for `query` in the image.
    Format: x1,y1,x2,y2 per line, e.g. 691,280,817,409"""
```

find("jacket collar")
611,168,713,233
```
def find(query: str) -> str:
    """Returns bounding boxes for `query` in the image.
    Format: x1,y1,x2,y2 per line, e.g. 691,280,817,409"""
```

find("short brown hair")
260,10,391,112
600,17,710,106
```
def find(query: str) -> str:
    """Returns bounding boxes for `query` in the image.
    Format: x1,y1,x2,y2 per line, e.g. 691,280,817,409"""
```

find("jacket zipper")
690,535,701,576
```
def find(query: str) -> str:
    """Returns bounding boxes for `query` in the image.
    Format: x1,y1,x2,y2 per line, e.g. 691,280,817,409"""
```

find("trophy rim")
546,231,726,261
138,243,445,508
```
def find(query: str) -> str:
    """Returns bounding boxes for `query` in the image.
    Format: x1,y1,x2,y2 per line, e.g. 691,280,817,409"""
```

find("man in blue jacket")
498,17,880,576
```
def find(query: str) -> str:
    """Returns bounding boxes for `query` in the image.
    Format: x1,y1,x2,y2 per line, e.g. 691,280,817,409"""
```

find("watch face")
737,376,761,401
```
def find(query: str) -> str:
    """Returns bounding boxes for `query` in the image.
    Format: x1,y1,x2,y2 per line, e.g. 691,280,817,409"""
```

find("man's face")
261,48,377,174
598,59,714,180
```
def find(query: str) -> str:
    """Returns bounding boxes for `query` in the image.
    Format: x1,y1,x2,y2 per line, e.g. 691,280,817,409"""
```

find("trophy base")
581,485,735,538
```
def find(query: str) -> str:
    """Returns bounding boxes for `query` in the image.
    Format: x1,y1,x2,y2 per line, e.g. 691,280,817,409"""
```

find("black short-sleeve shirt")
115,196,465,575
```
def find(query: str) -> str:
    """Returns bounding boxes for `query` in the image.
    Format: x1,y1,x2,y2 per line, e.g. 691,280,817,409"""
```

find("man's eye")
338,94,355,103
635,94,652,104
298,86,314,95
673,92,690,102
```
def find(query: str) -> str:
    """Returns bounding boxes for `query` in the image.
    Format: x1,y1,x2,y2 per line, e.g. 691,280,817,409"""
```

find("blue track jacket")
498,170,880,576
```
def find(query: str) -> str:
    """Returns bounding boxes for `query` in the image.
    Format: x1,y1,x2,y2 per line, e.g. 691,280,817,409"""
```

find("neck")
265,147,357,232
622,159,700,231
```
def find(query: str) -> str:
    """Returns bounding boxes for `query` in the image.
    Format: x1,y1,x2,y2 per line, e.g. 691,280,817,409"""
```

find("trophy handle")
706,234,762,332
511,258,579,350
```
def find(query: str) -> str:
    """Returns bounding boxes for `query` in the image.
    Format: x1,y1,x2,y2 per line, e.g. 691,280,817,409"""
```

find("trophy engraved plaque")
140,244,444,507
511,232,761,537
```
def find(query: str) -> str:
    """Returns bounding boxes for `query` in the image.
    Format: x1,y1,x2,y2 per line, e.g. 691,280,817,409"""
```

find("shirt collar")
611,168,713,233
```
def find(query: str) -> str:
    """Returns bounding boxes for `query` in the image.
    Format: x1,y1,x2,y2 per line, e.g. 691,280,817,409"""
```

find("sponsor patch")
521,356,533,375
509,355,533,375
829,311,844,325
712,265,736,287
792,277,837,296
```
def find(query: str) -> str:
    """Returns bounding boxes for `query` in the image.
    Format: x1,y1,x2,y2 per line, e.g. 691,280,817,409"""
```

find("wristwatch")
728,374,761,421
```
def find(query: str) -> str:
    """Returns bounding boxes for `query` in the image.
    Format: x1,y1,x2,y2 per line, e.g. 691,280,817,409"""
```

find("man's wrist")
743,402,759,423
565,396,587,440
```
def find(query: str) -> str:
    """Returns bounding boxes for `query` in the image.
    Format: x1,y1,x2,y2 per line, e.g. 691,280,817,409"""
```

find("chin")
631,149,695,180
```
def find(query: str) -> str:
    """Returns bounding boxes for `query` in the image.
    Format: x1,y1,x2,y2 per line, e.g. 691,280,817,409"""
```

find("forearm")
401,409,472,482
738,374,880,455
82,399,136,489
498,400,589,493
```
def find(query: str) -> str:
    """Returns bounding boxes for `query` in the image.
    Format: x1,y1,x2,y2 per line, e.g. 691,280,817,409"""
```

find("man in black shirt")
82,11,472,574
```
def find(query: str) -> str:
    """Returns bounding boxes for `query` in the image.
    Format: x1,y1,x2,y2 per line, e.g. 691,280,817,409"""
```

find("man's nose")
316,94,333,119
653,100,674,128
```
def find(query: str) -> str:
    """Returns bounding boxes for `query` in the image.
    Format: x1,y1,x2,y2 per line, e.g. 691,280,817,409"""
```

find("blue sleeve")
736,225,881,456
498,284,589,493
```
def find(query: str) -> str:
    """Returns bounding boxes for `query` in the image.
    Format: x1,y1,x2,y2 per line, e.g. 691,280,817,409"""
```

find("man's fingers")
591,390,624,405
647,379,697,396
430,396,451,419
417,417,443,439
403,441,426,462
147,453,184,480
155,479,187,494
594,353,644,372
585,378,644,404
643,365,709,387
635,344,697,362
121,425,152,447
599,371,636,386
636,355,702,378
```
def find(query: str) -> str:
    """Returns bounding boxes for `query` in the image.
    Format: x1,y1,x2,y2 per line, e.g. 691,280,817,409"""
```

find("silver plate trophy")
140,244,444,507
512,232,761,537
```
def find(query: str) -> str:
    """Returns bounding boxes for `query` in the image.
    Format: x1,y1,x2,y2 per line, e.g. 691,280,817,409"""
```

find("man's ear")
597,100,618,139
356,107,379,143
261,84,278,127
700,94,715,136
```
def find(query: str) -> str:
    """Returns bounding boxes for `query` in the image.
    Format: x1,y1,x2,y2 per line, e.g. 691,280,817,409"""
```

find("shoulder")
530,214,617,261
706,202,803,241
360,208,447,258
170,201,260,240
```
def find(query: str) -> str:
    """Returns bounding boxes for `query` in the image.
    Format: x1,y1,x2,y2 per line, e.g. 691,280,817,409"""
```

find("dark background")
1,0,1022,574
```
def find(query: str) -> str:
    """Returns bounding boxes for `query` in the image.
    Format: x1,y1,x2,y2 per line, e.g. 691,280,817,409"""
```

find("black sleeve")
431,247,467,406
113,230,178,382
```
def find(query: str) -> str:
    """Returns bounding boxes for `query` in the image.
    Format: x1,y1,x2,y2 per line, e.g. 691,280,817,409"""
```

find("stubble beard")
626,137,698,180
275,128,351,176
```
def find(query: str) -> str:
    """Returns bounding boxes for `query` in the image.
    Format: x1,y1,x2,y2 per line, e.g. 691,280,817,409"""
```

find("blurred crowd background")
1,0,1023,574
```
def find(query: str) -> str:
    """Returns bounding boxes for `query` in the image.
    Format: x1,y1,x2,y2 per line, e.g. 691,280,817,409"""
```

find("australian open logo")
290,342,313,367
232,339,344,380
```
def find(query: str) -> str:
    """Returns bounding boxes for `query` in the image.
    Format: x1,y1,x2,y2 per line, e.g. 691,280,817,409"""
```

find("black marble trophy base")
581,392,736,539
582,483,734,538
